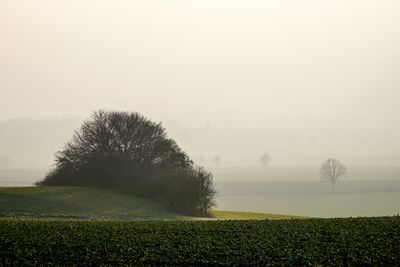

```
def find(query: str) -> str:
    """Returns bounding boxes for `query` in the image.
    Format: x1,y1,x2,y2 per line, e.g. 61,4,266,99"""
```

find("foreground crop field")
1,217,399,266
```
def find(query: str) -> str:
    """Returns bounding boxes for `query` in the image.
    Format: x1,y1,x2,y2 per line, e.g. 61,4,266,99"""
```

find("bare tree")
320,158,346,192
213,155,222,167
260,153,271,167
0,156,11,168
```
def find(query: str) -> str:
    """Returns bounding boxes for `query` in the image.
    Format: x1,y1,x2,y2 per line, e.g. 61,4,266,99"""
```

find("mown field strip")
1,217,399,266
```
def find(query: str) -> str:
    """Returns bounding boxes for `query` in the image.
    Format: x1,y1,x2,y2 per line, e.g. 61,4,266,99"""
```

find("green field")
0,186,183,220
0,186,305,220
1,217,399,266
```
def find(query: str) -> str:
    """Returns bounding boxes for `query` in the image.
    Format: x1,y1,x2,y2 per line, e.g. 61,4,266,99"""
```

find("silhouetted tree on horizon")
213,155,222,167
198,154,205,165
37,110,216,215
320,158,347,192
260,153,271,168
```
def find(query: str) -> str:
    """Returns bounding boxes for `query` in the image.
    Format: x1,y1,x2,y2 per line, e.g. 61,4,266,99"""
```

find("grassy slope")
0,186,183,220
0,186,304,220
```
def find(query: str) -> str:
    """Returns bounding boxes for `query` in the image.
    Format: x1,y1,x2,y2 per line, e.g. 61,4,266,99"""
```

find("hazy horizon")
1,0,400,177
1,0,400,129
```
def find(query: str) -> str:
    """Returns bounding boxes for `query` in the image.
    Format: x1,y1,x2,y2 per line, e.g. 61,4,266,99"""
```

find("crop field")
1,217,399,266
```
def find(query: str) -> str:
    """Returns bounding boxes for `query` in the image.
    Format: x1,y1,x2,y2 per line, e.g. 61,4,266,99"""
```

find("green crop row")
1,217,399,266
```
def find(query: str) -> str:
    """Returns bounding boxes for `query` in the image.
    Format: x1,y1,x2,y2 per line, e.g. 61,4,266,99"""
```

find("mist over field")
1,0,399,217
1,117,399,171
1,117,399,217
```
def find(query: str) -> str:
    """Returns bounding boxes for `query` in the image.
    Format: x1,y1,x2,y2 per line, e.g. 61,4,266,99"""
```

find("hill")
0,186,304,220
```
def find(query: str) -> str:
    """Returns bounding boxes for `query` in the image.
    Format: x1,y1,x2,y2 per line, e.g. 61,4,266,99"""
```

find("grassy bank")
0,186,181,220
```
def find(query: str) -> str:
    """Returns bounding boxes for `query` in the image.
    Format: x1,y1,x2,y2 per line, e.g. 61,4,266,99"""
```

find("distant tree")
213,155,222,167
191,154,205,165
37,110,216,215
0,156,11,168
260,153,271,167
320,158,347,192
198,154,205,165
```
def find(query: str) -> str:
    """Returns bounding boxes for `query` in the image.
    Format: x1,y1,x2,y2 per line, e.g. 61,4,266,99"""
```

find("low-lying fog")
1,118,399,217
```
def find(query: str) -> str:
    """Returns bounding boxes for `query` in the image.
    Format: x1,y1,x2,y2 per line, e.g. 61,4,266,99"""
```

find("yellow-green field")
210,210,307,220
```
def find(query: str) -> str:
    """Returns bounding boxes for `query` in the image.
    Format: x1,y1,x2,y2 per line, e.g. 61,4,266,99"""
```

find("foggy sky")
1,0,400,128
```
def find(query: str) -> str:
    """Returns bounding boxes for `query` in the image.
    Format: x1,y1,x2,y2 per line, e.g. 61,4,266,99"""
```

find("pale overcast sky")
1,0,399,128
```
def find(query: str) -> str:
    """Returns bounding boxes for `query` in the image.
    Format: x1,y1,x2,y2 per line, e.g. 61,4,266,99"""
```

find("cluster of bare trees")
37,111,216,215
